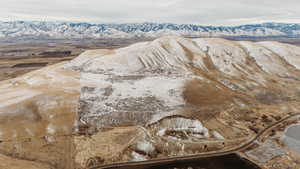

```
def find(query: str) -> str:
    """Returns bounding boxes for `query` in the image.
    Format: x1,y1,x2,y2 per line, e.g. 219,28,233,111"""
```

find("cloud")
0,0,299,25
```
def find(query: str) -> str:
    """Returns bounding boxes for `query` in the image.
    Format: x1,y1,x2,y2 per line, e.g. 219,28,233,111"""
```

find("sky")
0,0,300,26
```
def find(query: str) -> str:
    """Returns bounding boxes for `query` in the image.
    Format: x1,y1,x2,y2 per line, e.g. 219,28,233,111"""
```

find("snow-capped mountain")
0,21,300,39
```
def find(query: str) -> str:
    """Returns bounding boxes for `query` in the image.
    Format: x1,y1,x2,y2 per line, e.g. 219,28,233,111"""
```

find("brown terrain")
0,36,300,169
0,38,152,81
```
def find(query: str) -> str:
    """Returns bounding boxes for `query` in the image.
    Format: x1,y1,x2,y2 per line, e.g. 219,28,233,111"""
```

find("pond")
147,154,261,169
283,124,300,154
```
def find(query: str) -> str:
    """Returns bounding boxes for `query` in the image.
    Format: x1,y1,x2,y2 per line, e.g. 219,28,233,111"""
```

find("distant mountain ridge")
1,21,300,39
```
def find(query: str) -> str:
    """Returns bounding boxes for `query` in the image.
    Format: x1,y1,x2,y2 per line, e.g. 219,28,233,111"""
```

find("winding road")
90,113,300,169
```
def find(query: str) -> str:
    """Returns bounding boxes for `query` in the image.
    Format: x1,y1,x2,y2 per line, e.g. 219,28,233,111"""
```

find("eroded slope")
0,36,300,169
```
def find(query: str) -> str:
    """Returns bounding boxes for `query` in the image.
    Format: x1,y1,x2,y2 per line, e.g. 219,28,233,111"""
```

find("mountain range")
1,21,300,39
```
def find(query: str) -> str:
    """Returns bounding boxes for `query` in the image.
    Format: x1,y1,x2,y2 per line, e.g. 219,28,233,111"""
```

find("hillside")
0,36,300,169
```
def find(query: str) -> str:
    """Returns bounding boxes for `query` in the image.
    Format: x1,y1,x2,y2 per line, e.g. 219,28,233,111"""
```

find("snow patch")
212,131,225,140
156,117,209,139
136,141,156,155
46,124,56,135
259,42,300,70
131,151,147,162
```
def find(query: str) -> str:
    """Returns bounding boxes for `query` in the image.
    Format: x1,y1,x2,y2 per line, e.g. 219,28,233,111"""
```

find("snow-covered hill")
0,21,300,39
1,36,300,168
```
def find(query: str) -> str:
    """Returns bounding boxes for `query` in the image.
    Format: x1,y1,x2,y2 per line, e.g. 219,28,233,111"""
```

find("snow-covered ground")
74,36,300,128
1,21,300,39
1,36,300,140
0,36,300,168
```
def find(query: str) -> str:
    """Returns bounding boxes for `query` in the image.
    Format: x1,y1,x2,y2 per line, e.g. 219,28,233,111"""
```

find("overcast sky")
0,0,299,25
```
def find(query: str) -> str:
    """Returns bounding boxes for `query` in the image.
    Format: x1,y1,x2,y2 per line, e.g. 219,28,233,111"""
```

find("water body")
149,154,261,169
283,124,300,154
